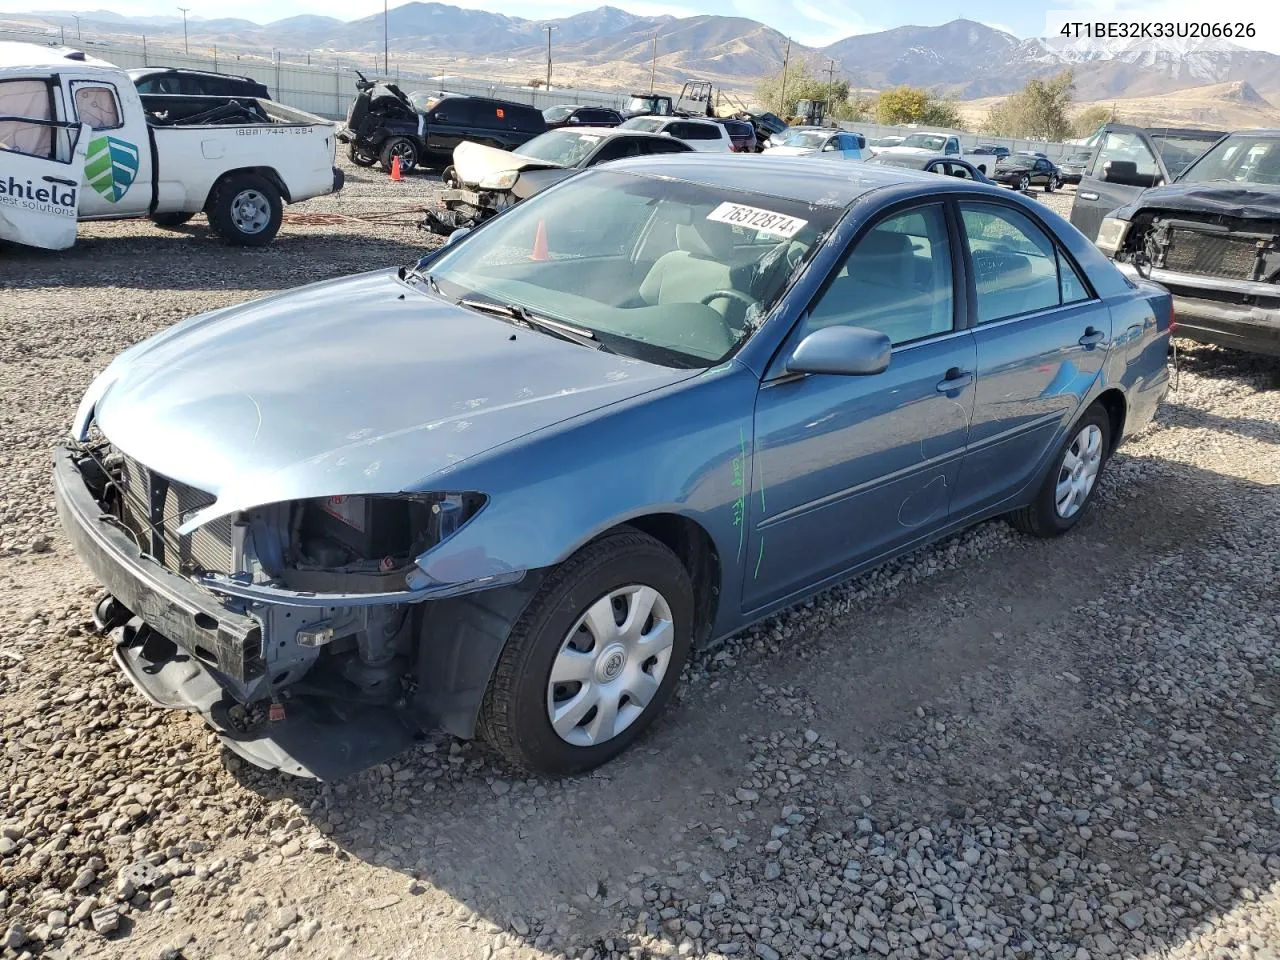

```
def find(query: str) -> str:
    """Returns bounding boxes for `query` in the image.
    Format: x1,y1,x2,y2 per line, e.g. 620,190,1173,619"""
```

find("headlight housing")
279,492,487,593
479,170,520,190
1094,216,1131,257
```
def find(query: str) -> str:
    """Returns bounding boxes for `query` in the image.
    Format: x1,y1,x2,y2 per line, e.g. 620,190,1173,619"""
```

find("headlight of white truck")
1094,216,1131,257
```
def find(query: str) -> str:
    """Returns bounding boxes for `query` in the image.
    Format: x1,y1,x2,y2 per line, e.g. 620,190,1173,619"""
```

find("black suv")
338,76,547,173
128,68,270,99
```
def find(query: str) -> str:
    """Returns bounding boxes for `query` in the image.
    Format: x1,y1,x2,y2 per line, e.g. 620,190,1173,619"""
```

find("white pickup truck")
0,42,343,250
871,132,996,176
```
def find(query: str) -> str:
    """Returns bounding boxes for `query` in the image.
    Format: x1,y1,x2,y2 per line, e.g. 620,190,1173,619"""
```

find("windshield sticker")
707,202,808,239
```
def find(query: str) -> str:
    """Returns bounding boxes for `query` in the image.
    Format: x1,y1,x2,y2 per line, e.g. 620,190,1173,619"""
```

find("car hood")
1114,182,1280,221
453,140,564,186
86,270,694,530
878,146,936,157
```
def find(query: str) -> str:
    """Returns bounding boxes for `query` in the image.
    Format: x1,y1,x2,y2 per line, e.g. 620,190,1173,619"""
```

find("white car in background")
873,131,996,175
617,115,732,152
763,127,864,160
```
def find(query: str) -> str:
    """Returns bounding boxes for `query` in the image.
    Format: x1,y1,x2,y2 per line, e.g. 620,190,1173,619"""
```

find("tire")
380,137,419,174
1045,175,1059,193
206,173,282,247
1009,404,1113,538
1018,174,1031,192
478,528,695,775
347,143,376,167
442,164,460,188
149,211,195,229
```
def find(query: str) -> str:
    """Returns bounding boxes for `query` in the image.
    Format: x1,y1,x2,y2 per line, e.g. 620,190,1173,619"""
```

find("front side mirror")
444,226,471,246
568,115,581,124
786,325,891,377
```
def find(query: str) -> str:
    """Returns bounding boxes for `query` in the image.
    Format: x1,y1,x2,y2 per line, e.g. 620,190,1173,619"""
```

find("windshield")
515,130,605,167
423,170,837,367
1005,153,1039,165
543,105,575,123
900,134,948,150
621,116,664,132
1178,134,1280,185
408,90,441,112
625,96,662,115
1153,133,1221,178
778,130,827,149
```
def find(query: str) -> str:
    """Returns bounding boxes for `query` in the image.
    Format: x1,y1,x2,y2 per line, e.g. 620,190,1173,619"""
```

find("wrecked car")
1093,129,1280,357
57,156,1172,780
0,42,342,249
421,127,693,235
337,74,545,174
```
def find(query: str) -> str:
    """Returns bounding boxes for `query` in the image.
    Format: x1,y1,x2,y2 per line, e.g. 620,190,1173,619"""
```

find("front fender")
411,361,760,635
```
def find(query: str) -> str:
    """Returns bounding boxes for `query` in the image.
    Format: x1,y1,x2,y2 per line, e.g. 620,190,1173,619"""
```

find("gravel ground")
1,165,1278,960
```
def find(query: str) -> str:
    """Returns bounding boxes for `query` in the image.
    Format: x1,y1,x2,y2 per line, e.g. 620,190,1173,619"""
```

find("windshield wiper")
400,261,442,295
458,297,606,351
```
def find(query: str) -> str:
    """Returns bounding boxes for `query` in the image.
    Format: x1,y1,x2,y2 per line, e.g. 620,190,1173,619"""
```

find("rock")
491,780,511,797
1039,886,1056,903
1110,829,1139,842
734,788,759,803
91,907,120,935
270,906,299,932
71,866,97,891
366,895,401,910
1120,908,1146,930
754,943,780,960
3,923,26,950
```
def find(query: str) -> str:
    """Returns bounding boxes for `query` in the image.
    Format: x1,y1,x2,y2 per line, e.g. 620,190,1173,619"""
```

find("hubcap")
230,189,270,235
393,143,414,167
546,585,675,748
1055,423,1104,519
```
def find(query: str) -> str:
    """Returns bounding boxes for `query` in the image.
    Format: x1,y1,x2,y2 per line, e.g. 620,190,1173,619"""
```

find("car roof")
596,154,997,207
128,66,258,83
0,42,118,77
546,127,677,140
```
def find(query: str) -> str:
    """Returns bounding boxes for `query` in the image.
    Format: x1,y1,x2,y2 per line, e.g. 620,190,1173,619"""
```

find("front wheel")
479,529,694,775
1018,174,1031,192
1045,175,1059,193
207,173,283,247
348,143,377,167
380,137,419,174
1009,404,1113,537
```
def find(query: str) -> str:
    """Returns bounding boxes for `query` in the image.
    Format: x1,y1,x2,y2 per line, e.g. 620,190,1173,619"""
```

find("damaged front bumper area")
420,187,512,236
53,444,518,779
1111,211,1280,357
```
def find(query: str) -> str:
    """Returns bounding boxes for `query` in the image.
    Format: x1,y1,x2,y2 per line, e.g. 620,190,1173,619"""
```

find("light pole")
176,7,190,55
384,0,389,75
71,14,82,40
824,58,838,119
543,24,557,90
649,36,657,93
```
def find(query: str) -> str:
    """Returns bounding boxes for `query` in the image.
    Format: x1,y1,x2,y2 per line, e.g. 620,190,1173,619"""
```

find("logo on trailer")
84,136,139,202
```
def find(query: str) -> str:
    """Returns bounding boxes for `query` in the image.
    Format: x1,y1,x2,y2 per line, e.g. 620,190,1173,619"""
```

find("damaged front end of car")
1098,201,1280,356
54,434,519,779
420,184,516,237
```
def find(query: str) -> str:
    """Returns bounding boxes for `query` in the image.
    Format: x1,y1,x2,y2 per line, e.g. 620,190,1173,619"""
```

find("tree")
755,62,867,120
1071,104,1113,139
981,70,1075,140
874,85,962,128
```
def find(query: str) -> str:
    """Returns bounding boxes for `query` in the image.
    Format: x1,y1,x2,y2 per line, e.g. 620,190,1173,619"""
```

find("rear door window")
1091,131,1160,182
435,99,475,125
0,78,54,158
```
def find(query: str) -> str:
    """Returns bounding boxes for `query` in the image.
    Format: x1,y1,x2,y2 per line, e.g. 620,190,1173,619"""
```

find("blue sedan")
55,157,1173,779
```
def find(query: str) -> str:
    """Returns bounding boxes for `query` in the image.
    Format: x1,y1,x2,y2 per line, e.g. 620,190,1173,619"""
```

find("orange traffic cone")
390,154,403,182
530,219,549,262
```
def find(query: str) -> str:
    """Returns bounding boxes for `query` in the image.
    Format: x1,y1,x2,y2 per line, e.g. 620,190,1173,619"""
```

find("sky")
1,0,1276,53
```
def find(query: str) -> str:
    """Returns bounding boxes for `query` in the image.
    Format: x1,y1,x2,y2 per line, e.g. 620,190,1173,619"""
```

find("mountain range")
7,4,1280,102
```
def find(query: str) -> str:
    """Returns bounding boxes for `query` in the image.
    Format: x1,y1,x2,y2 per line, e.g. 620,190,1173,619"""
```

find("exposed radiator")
118,454,235,575
1164,229,1259,281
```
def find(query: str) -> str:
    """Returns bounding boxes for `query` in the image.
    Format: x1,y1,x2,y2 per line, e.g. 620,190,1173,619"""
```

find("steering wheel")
699,289,757,308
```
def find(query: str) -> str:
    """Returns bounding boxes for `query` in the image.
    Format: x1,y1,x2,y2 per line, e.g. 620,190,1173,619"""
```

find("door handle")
936,367,974,392
1079,191,1099,201
1078,327,1107,348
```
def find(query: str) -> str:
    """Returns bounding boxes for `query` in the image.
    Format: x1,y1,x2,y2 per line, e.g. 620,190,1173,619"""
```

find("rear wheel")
380,137,419,174
1009,404,1113,538
479,529,694,775
149,211,195,229
207,173,283,247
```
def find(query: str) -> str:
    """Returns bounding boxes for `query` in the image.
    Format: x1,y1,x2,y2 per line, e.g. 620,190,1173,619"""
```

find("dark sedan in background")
543,104,625,129
720,118,759,153
995,153,1063,192
58,155,1173,779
